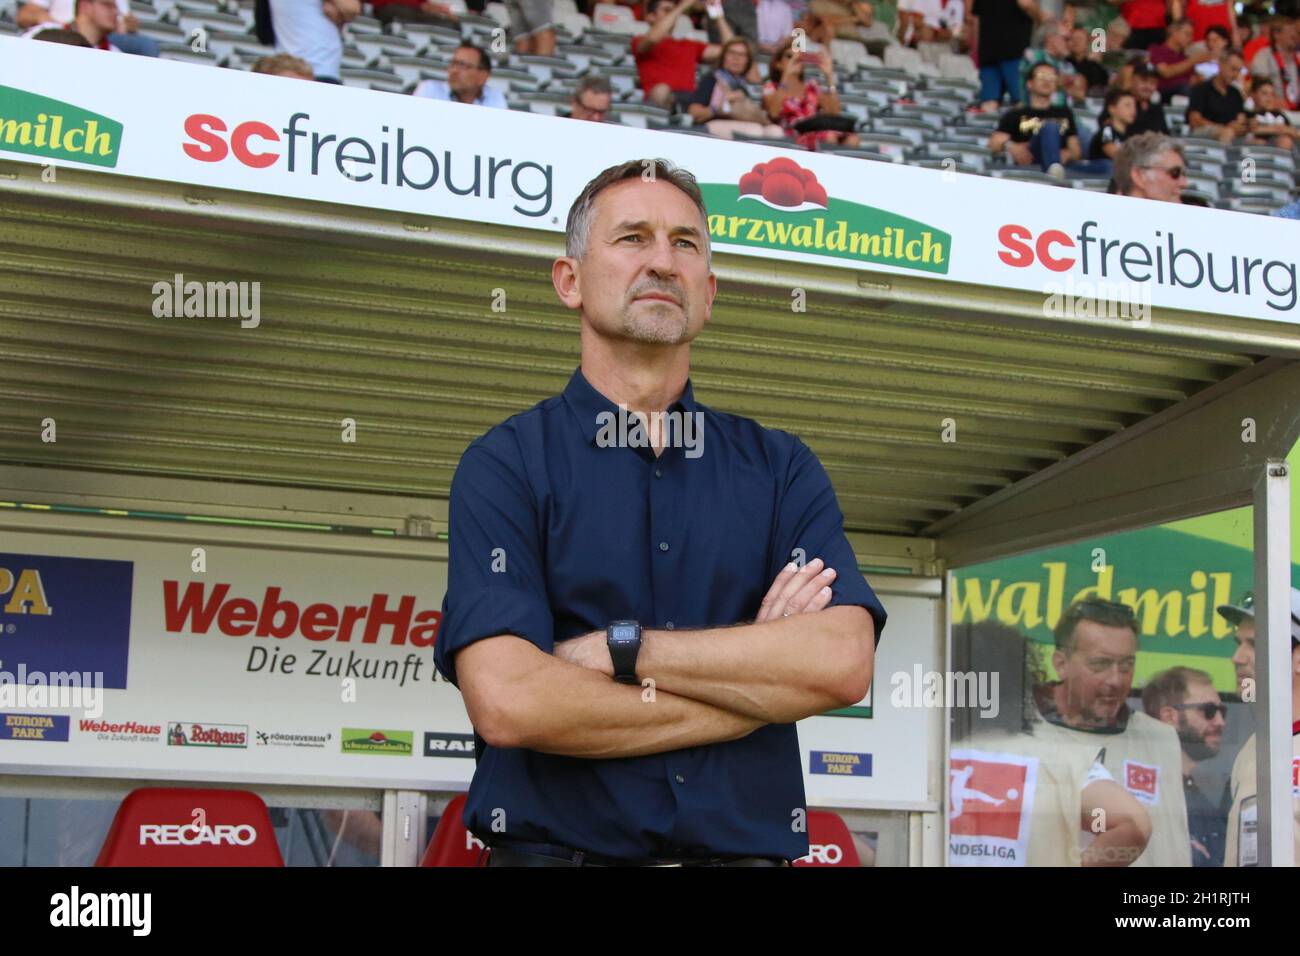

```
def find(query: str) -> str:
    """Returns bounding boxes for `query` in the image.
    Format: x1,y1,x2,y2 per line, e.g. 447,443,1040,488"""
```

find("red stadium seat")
792,810,861,867
420,794,487,866
95,788,284,867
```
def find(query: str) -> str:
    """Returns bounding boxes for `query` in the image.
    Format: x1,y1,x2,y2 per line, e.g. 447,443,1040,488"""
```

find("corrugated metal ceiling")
0,164,1288,537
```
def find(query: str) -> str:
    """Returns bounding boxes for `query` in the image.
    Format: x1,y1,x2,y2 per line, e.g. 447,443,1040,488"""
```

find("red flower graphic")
737,157,828,209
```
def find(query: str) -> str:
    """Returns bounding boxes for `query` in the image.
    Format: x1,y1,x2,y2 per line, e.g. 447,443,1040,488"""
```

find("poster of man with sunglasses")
1142,667,1231,866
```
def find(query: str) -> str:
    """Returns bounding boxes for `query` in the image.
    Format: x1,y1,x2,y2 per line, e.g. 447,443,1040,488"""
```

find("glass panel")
949,505,1260,868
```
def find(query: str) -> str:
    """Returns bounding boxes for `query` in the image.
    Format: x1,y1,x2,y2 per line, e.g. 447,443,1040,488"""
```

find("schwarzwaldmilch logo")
0,86,123,168
700,157,951,275
341,728,413,755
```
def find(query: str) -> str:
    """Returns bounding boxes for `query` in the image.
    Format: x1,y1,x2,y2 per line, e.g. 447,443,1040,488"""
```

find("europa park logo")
699,157,950,275
0,86,122,168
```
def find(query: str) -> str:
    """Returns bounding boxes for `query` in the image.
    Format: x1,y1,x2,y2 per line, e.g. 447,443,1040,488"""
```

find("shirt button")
658,541,669,552
655,468,663,478
675,774,685,784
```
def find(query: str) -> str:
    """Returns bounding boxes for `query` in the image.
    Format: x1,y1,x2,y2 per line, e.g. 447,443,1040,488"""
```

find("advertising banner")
0,525,934,806
2,38,1297,325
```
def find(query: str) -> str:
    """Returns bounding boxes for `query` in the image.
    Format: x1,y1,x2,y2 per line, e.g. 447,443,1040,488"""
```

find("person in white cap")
1220,587,1300,866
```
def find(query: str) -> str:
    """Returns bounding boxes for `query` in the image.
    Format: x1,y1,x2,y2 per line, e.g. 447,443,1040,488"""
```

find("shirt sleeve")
995,109,1017,136
1062,108,1079,140
691,72,717,106
435,439,556,687
773,437,887,645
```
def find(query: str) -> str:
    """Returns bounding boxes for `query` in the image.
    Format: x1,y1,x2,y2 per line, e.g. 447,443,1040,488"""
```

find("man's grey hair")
574,74,612,98
1114,132,1184,196
565,159,713,266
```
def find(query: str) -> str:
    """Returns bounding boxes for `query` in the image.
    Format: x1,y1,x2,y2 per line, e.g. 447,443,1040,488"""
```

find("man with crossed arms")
435,158,887,866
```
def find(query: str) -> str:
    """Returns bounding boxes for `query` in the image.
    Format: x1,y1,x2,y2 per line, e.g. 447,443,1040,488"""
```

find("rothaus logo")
181,111,553,217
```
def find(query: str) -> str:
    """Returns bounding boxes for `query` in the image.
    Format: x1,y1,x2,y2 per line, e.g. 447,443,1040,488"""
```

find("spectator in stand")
1186,50,1248,141
253,52,315,78
1242,16,1276,67
1181,0,1234,44
1249,17,1300,109
1101,17,1134,72
707,0,758,46
897,0,964,47
30,25,91,43
988,61,1082,178
507,0,557,56
1067,25,1110,95
1247,77,1296,150
1149,20,1211,97
413,42,508,107
1120,0,1171,50
632,0,735,112
969,0,1043,111
567,74,613,120
1129,61,1171,134
1189,24,1230,82
1021,24,1077,107
756,0,795,51
763,38,861,149
17,0,158,54
265,0,359,83
806,0,876,43
689,36,787,138
369,0,459,29
1089,87,1138,161
1113,131,1187,201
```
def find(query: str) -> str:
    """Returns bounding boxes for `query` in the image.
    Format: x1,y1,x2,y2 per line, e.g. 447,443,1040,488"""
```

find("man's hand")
554,556,838,676
756,557,837,622
119,11,139,32
1008,141,1034,165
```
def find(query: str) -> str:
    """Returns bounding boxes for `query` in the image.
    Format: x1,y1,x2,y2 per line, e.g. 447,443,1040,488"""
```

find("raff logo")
700,157,950,275
0,86,122,168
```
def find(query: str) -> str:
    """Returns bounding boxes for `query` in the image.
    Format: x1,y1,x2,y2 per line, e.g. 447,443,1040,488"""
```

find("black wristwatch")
606,620,642,685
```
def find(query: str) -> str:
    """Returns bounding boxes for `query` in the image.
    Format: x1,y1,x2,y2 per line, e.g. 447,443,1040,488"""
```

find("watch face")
611,625,637,643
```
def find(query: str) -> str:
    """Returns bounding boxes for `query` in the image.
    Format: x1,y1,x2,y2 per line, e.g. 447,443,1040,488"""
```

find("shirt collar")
562,366,698,446
1033,682,1131,735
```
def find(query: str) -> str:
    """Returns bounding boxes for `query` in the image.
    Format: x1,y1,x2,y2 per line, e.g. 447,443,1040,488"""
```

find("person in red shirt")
1242,17,1277,66
1179,0,1233,42
633,0,735,110
1121,0,1171,50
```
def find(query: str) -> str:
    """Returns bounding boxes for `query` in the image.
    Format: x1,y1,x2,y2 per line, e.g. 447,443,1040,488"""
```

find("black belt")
485,841,789,867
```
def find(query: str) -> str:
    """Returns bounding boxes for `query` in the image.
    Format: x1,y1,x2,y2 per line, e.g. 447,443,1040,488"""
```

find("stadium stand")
3,0,1296,212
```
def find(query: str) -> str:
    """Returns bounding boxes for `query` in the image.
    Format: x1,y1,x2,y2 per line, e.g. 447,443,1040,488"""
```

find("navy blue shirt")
436,367,887,861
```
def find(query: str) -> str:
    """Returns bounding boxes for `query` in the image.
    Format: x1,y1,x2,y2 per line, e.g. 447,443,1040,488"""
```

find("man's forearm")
636,605,874,723
460,636,765,759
